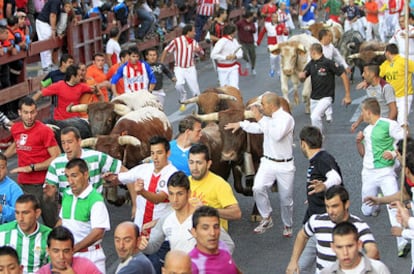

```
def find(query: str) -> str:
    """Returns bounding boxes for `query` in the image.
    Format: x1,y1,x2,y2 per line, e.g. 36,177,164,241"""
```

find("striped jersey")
110,61,156,93
196,0,219,16
46,148,122,194
304,213,376,271
164,36,203,68
60,185,110,245
362,118,403,169
118,163,177,231
0,221,51,274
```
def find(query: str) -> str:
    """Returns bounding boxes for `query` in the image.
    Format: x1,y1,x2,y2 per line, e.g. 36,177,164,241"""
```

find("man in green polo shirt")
0,194,51,274
56,158,110,274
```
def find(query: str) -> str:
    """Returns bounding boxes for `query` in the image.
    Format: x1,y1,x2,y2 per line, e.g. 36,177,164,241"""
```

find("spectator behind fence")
106,27,121,67
35,0,62,71
113,0,134,44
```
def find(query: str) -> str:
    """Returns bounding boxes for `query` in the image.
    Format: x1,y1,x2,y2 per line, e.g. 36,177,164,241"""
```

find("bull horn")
268,45,280,54
374,51,385,56
81,137,98,148
46,124,60,131
113,104,131,116
347,53,360,59
244,110,255,119
67,104,88,113
301,25,310,30
118,135,141,146
323,22,333,28
346,42,356,50
180,96,199,104
194,112,219,122
218,94,237,101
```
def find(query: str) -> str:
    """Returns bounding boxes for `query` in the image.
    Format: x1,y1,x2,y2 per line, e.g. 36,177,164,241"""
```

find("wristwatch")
30,164,35,172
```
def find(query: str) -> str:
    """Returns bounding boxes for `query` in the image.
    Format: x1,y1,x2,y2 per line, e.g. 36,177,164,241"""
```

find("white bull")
269,34,320,113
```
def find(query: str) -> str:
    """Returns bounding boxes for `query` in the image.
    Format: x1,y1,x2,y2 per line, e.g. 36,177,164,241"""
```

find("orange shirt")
365,1,379,23
79,77,99,118
107,63,125,95
86,64,109,101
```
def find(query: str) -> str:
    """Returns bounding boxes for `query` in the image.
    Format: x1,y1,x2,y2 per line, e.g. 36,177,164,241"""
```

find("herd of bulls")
44,88,282,217
267,20,386,113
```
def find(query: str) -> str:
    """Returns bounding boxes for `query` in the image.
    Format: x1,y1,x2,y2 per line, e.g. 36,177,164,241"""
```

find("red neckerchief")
126,61,144,91
185,36,193,44
223,35,233,41
407,177,414,187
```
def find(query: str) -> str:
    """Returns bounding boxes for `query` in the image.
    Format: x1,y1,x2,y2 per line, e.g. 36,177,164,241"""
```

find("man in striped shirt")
195,0,219,42
43,126,129,226
0,194,51,274
286,186,379,274
161,24,204,111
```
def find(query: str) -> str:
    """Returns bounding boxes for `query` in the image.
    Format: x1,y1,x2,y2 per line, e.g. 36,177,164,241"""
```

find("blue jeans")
136,7,155,39
195,14,209,42
146,240,170,274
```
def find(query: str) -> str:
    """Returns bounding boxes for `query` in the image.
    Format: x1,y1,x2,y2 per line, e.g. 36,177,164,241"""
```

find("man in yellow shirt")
188,143,241,231
380,43,414,126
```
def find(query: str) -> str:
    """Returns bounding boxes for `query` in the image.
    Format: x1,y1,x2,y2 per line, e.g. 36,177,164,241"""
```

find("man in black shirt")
35,0,62,71
299,125,343,224
299,43,351,133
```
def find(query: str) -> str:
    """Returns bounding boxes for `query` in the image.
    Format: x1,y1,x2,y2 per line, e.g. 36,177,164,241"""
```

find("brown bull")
303,20,343,46
269,34,320,113
68,91,163,136
180,86,244,114
81,107,172,169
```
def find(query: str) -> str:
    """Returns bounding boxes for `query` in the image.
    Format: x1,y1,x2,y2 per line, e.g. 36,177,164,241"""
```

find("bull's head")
274,42,307,76
69,103,131,136
181,88,238,114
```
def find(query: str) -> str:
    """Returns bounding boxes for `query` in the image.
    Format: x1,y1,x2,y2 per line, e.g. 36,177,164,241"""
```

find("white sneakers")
253,217,273,234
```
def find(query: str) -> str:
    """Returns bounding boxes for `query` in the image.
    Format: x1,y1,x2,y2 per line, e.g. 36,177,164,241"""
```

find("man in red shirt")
4,97,61,227
365,0,380,41
32,65,102,120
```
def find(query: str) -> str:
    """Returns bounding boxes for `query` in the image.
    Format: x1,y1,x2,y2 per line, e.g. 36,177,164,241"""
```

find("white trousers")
269,54,280,73
253,157,295,227
35,19,53,69
344,19,366,39
310,97,332,133
361,167,407,249
366,22,380,41
396,95,413,126
75,248,106,274
378,14,387,42
174,66,200,102
217,65,239,89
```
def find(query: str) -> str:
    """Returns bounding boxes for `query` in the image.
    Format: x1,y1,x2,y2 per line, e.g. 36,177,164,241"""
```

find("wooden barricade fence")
0,3,244,140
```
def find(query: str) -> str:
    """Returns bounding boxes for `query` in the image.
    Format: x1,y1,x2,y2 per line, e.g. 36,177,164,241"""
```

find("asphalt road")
17,40,414,273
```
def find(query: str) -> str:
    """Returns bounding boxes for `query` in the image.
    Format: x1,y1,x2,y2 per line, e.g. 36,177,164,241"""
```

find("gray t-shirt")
366,79,396,118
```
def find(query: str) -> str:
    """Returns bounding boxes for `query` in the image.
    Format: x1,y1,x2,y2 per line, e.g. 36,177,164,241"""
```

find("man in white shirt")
225,92,295,236
210,24,243,88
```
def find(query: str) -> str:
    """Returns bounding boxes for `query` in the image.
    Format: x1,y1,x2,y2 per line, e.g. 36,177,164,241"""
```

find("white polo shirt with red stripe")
196,0,219,16
164,36,203,68
118,162,177,231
